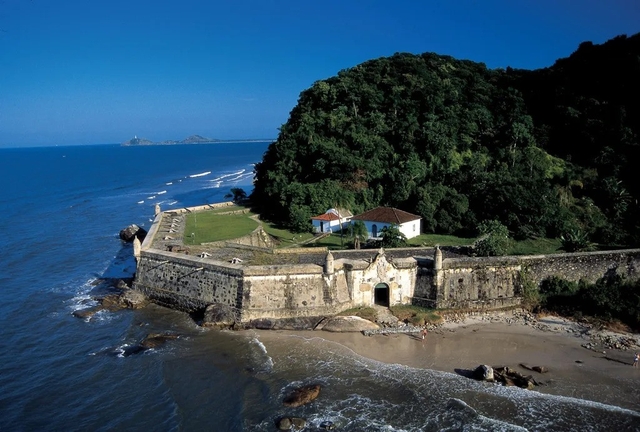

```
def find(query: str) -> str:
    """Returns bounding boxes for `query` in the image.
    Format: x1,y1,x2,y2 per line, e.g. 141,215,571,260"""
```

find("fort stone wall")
134,250,243,312
133,204,640,323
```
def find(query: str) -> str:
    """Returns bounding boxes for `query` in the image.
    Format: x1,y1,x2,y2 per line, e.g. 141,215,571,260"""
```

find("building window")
413,223,416,232
372,224,378,238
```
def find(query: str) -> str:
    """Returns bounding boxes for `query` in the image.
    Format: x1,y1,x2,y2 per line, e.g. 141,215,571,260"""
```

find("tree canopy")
252,33,640,246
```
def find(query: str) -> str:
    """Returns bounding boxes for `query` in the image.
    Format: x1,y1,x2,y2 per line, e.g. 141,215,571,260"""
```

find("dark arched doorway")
372,224,378,238
374,283,389,307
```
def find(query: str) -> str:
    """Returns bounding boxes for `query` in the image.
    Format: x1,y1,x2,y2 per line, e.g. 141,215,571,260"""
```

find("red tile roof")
351,207,420,224
311,212,341,221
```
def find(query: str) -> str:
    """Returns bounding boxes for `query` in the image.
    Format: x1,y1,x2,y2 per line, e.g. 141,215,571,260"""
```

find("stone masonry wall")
432,249,640,309
240,264,353,321
134,250,243,312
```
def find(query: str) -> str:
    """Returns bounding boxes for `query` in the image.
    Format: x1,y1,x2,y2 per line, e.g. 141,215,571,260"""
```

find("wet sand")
265,319,640,411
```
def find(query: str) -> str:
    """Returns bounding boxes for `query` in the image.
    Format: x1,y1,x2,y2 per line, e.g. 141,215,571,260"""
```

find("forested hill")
252,33,640,246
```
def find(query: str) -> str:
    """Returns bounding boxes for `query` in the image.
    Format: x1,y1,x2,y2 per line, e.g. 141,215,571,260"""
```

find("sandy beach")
264,312,640,412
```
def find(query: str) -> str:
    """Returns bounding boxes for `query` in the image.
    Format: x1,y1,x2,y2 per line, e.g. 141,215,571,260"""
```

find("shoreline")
257,311,640,411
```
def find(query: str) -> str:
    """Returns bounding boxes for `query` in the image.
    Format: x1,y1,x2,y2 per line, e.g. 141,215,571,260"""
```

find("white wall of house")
398,220,421,239
312,219,343,233
312,209,352,233
356,219,421,239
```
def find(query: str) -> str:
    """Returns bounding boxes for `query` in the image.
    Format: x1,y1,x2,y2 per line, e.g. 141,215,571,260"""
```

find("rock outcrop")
276,417,306,430
140,333,179,349
119,224,147,243
320,316,380,333
72,288,148,320
282,384,321,407
202,303,237,329
473,364,494,381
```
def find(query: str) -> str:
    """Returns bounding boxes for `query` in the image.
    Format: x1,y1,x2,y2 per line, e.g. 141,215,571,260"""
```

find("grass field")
182,205,568,254
184,211,259,244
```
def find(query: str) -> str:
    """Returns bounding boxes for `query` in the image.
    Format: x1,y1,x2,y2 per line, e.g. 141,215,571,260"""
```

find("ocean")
0,143,638,431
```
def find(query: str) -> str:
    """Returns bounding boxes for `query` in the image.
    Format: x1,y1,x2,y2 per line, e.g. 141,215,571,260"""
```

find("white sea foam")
210,170,245,182
189,171,211,178
250,337,274,372
157,190,167,195
166,182,173,185
147,196,156,199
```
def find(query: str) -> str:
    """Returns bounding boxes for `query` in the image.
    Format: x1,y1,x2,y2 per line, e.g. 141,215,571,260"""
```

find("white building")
310,208,353,233
350,207,421,240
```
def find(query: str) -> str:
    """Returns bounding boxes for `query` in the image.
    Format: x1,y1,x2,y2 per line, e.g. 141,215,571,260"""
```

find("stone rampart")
134,250,243,312
433,249,640,309
134,203,640,322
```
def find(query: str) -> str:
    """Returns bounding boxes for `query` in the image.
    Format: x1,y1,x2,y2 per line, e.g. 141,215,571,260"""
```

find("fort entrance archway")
374,283,390,307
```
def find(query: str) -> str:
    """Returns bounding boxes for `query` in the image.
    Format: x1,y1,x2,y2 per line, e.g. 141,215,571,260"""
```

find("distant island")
121,135,274,146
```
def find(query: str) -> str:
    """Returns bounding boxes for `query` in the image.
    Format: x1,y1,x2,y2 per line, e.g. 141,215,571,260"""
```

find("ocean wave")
157,190,167,195
189,171,211,178
209,169,245,182
249,337,274,373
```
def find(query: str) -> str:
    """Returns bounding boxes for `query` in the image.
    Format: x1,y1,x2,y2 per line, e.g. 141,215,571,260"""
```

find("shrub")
560,229,593,252
474,220,511,256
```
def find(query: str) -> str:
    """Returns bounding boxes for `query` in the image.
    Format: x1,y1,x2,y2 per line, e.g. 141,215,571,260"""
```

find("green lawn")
408,233,475,247
184,212,259,244
507,237,563,255
181,207,567,255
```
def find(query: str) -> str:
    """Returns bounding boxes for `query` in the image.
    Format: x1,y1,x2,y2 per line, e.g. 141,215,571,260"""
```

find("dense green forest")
252,34,640,247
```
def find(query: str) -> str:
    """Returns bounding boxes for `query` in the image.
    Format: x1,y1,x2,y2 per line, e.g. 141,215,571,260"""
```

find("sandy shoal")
267,321,640,411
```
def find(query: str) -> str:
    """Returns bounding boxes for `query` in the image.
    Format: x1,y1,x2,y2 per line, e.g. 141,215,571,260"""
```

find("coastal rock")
120,289,148,309
321,316,380,333
320,420,336,430
72,306,103,319
202,303,237,329
493,366,536,389
473,364,494,381
100,294,128,312
519,363,549,374
119,224,147,243
276,417,306,430
140,333,179,349
282,384,321,407
245,316,325,330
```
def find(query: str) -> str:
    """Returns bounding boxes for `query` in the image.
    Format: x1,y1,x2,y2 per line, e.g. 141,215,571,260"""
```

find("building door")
374,283,389,307
320,221,324,232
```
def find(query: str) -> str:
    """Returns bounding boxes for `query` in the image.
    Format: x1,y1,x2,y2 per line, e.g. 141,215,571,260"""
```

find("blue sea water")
0,143,638,431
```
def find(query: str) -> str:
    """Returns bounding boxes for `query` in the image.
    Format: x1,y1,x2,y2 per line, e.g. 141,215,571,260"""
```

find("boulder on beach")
246,316,325,331
119,224,147,243
321,316,380,333
493,366,537,389
202,303,237,329
473,364,494,381
282,384,321,407
520,363,549,374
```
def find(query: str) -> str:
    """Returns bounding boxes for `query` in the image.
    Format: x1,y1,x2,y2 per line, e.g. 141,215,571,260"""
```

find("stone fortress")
133,203,640,325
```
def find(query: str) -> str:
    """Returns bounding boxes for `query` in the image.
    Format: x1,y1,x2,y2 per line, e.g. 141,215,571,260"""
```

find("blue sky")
1,0,638,147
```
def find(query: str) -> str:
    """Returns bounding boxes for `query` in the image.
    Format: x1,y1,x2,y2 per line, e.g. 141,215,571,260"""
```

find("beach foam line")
189,171,211,178
209,170,245,182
